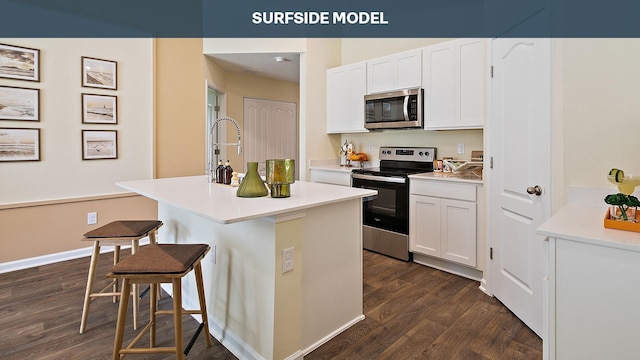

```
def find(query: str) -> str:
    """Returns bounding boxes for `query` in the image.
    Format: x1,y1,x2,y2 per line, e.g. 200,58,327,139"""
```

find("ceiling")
207,53,300,83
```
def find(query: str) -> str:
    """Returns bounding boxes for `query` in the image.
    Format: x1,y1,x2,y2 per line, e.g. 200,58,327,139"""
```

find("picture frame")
82,130,117,160
0,127,40,162
82,57,117,90
82,93,117,124
0,43,40,82
0,86,39,121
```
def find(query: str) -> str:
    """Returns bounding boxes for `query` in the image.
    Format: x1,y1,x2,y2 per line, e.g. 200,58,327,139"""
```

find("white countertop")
117,175,376,224
409,171,484,185
537,204,640,252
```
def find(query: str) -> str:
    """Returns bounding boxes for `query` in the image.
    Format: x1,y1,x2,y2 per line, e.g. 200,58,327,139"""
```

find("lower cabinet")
409,179,478,267
309,168,352,187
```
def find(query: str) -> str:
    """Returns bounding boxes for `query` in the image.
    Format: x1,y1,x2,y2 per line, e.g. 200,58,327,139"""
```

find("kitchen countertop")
537,204,640,251
308,164,362,172
117,175,376,224
409,171,484,185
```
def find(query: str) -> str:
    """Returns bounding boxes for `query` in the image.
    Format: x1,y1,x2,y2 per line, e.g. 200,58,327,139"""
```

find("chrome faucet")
207,116,242,183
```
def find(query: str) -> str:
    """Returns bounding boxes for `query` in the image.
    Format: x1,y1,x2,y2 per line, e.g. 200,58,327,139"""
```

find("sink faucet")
207,116,242,183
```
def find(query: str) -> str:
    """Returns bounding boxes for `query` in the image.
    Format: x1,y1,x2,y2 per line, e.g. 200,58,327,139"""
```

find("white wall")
1,38,153,204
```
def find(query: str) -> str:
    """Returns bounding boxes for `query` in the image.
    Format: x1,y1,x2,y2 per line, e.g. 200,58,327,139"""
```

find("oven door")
351,173,408,234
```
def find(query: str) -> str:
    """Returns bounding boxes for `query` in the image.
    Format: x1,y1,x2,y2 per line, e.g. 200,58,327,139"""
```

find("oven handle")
352,173,407,184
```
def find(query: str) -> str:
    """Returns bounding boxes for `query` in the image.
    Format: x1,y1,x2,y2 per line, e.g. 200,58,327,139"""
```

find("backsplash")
342,128,483,163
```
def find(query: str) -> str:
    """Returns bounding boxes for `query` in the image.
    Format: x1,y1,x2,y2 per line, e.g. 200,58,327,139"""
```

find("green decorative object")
236,162,269,198
266,159,295,198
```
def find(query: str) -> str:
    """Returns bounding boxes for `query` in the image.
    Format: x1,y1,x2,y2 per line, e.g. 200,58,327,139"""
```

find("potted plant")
605,192,640,222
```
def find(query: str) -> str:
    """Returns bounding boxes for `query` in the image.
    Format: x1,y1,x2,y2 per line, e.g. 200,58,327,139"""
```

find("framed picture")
0,128,40,162
82,57,117,90
82,130,117,160
0,43,40,82
0,86,39,121
82,93,117,124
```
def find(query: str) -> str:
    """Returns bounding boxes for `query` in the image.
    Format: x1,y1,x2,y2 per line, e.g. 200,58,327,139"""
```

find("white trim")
413,253,483,282
301,314,365,356
0,240,150,274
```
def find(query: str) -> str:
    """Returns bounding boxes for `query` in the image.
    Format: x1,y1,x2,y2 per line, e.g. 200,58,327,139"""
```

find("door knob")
526,185,543,196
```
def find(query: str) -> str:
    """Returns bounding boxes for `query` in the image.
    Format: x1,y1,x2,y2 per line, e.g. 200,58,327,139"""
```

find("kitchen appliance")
351,146,435,261
364,88,423,130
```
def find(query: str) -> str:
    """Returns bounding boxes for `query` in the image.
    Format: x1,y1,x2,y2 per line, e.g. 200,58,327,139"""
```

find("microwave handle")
403,95,409,120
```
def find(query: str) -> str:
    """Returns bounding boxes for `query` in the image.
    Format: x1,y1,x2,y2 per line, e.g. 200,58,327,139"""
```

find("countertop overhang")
537,205,640,251
117,175,376,224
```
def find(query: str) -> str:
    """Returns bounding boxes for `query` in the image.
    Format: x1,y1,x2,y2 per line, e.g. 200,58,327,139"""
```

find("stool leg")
173,278,184,360
113,246,120,304
194,263,212,348
131,240,140,331
150,282,157,347
80,241,100,334
148,230,163,301
113,277,130,360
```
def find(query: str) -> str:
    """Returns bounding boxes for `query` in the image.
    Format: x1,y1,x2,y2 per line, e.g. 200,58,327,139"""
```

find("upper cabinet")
366,49,422,94
423,38,486,130
326,62,369,134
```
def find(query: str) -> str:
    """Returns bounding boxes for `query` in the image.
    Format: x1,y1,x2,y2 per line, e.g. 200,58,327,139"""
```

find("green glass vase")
236,162,269,198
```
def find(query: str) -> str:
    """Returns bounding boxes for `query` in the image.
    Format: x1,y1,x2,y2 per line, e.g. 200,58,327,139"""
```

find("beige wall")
0,38,154,204
558,39,640,204
155,38,206,178
0,195,157,263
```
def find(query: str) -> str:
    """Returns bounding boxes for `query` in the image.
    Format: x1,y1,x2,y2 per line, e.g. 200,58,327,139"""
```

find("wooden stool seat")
108,243,212,360
79,220,163,334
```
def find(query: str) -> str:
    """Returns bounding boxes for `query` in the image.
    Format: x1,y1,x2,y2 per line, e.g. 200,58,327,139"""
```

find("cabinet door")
423,38,485,130
409,194,441,257
441,198,476,267
326,62,368,133
367,49,421,94
455,38,485,128
423,41,455,129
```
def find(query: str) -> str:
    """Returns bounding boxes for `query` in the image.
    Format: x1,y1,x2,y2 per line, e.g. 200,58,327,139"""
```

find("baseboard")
174,284,359,360
412,253,483,282
173,285,266,360
301,314,366,356
0,240,150,274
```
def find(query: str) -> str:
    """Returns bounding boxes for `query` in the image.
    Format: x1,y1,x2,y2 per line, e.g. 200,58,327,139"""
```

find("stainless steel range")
351,146,435,261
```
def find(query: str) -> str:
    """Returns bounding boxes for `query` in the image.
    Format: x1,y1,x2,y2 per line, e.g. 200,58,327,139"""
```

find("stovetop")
352,146,436,177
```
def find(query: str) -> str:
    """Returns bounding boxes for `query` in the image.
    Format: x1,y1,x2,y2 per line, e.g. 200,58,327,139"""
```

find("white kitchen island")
117,176,376,360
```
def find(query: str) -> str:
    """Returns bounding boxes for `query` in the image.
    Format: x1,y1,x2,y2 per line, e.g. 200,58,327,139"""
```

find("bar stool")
79,220,163,334
108,243,212,360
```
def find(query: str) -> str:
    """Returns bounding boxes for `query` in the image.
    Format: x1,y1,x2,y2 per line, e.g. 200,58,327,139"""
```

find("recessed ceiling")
207,53,300,83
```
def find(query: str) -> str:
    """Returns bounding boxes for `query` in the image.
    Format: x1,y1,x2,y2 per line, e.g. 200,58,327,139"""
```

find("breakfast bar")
117,175,376,360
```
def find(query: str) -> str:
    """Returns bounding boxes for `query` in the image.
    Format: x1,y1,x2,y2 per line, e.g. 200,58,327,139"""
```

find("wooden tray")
604,210,640,232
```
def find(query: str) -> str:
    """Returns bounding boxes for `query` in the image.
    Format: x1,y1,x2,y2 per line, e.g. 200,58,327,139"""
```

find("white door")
243,98,297,176
489,37,551,336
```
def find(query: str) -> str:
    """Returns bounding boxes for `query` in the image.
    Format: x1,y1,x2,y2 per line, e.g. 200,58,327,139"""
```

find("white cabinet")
537,205,640,360
410,179,477,267
366,49,421,94
423,38,485,130
309,168,352,187
326,62,368,133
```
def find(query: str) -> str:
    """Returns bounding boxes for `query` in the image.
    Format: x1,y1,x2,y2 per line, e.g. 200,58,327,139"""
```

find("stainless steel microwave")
364,88,423,130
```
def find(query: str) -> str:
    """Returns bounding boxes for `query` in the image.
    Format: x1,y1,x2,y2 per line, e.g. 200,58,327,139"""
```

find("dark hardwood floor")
0,249,541,359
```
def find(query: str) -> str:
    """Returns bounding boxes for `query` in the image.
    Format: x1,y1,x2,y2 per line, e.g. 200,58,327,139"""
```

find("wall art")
82,57,117,90
0,43,40,82
82,130,117,160
0,86,39,121
82,93,117,124
0,127,40,162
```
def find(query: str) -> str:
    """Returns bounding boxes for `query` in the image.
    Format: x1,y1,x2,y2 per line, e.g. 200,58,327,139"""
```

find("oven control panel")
379,146,435,162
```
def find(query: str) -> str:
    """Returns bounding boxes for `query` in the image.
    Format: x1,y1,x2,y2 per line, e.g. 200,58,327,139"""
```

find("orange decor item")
604,210,640,233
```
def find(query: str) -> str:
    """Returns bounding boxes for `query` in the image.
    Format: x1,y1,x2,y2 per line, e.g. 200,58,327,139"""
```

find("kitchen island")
117,176,376,360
